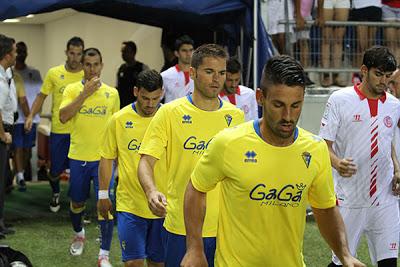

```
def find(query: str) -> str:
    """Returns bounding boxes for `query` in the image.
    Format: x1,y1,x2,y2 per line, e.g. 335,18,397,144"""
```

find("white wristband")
98,190,109,200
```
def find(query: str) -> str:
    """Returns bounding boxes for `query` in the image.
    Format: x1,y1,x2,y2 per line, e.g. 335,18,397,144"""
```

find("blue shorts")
163,230,216,267
68,159,99,203
50,133,70,176
12,123,37,148
117,212,165,262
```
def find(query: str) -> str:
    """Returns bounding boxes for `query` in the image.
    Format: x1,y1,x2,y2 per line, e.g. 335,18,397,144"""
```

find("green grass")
1,182,398,266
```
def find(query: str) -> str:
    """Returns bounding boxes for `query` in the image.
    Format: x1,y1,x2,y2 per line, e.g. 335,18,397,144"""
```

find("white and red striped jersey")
319,84,400,208
219,85,258,121
161,64,194,103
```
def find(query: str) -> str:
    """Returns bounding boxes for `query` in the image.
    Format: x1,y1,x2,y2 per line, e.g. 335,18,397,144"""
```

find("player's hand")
82,77,101,98
146,190,167,217
24,115,33,132
180,249,208,267
97,198,113,220
341,255,366,267
337,158,357,177
392,171,400,195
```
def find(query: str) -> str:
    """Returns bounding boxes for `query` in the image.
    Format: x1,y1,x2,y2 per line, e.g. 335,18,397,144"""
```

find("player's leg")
49,133,70,212
163,231,186,267
146,218,165,267
330,206,365,266
68,159,91,256
93,161,114,267
366,203,399,267
12,124,26,191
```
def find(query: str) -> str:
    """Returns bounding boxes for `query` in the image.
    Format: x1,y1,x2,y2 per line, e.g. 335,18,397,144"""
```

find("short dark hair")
191,44,227,69
66,36,84,50
82,48,102,63
123,41,137,55
137,69,163,92
363,46,397,72
0,34,15,60
227,57,241,73
260,55,306,94
16,41,27,50
175,35,194,51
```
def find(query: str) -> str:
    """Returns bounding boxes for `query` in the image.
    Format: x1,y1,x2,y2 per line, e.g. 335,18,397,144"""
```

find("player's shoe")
17,179,27,192
98,256,112,267
49,194,60,213
70,235,85,256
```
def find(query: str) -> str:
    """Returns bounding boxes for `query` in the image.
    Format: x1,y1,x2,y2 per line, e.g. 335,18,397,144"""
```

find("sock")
16,172,24,182
75,228,85,238
49,178,60,194
99,220,114,251
98,249,109,258
70,210,83,233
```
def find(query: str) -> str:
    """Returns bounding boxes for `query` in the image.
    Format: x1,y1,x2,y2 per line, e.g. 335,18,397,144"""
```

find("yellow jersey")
41,65,83,134
191,120,336,267
100,103,167,218
60,81,120,161
139,95,245,236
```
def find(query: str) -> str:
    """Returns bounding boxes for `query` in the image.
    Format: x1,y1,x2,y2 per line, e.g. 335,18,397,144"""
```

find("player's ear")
133,86,139,97
256,88,264,106
189,67,195,79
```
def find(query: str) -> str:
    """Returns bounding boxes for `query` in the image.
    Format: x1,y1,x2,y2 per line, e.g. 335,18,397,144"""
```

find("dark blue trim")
132,102,137,113
253,119,299,141
186,94,223,109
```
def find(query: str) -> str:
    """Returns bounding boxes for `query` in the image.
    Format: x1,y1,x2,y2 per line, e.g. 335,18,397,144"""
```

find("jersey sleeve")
113,91,120,113
308,141,336,209
100,114,118,159
59,84,76,110
13,73,26,98
139,105,169,159
249,91,258,121
319,93,341,142
40,69,53,96
191,131,227,193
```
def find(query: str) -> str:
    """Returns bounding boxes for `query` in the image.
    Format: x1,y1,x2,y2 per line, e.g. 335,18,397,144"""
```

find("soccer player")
161,35,194,103
24,37,84,212
98,69,165,267
138,44,245,267
219,57,258,121
13,41,42,190
59,48,119,267
181,55,365,267
320,46,400,267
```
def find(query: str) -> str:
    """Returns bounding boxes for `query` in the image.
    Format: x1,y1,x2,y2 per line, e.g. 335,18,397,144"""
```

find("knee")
70,201,85,214
48,174,60,183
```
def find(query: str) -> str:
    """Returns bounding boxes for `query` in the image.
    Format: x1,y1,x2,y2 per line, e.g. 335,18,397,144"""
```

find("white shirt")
15,66,42,124
352,0,381,9
0,66,17,125
161,64,194,103
219,85,258,121
319,85,400,208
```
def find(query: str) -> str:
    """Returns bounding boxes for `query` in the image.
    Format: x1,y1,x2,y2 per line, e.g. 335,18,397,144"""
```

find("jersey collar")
253,119,299,142
354,83,387,103
186,93,223,109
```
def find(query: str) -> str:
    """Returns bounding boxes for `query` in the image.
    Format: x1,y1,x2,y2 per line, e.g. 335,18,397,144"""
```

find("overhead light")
3,19,20,23
26,14,34,18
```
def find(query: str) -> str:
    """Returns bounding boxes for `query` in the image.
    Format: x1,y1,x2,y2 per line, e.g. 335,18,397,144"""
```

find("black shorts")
350,6,382,21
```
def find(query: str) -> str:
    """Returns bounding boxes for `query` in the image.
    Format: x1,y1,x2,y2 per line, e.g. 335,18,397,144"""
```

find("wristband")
98,190,109,199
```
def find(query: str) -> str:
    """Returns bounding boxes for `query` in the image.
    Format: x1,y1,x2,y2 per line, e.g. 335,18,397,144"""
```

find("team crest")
224,114,232,126
384,116,393,128
105,92,110,98
121,241,126,250
60,74,64,80
302,152,312,168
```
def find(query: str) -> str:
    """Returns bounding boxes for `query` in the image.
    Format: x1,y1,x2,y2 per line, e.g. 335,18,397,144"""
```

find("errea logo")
182,114,192,124
244,151,257,163
125,121,133,128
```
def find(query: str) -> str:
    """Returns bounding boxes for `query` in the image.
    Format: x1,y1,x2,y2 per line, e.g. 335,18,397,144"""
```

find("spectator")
382,0,400,61
0,34,18,237
116,41,149,108
13,42,42,189
320,0,350,87
219,57,258,121
161,35,195,103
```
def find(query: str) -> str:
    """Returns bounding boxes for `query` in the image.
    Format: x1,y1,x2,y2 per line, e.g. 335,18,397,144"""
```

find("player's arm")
97,157,114,220
59,77,101,123
138,154,167,217
324,139,357,177
181,180,208,267
391,142,400,195
313,207,365,267
25,92,47,131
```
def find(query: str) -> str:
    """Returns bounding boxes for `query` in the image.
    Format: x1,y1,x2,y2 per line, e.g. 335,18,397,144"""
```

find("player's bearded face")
262,84,304,139
192,56,226,99
66,45,83,70
83,54,103,81
366,68,393,96
224,72,240,94
135,87,163,117
177,44,193,65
